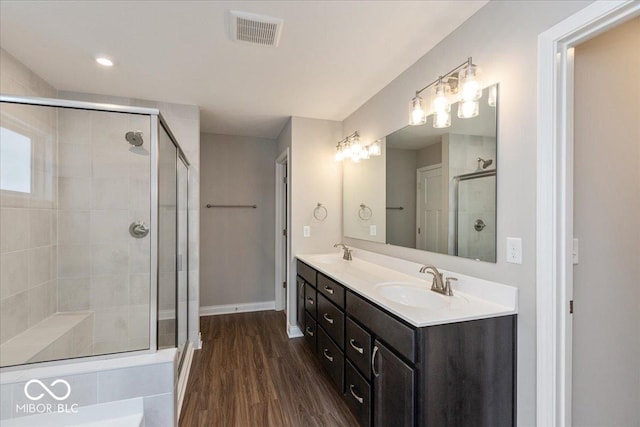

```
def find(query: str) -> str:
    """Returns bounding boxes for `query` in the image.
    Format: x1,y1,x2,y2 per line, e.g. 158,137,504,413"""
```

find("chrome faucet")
334,243,353,261
419,265,454,296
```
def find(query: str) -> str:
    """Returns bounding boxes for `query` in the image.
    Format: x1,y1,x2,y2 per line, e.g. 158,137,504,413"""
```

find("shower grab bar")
206,204,257,209
386,207,404,210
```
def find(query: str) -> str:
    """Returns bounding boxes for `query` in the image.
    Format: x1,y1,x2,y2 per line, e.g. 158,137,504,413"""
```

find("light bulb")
432,78,451,115
458,100,479,118
488,85,497,107
342,143,353,158
369,140,382,156
459,63,482,102
409,95,426,126
335,147,344,162
351,136,362,154
351,151,361,162
96,57,114,67
361,146,370,160
433,111,451,129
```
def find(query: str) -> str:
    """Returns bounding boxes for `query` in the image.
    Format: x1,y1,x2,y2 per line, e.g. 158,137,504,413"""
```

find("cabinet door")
372,340,415,427
296,276,305,331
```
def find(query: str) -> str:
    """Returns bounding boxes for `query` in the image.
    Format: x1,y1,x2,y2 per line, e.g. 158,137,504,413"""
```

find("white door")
416,166,442,252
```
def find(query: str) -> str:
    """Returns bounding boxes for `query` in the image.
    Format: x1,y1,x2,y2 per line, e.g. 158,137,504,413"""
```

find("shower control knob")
474,219,486,232
129,221,149,238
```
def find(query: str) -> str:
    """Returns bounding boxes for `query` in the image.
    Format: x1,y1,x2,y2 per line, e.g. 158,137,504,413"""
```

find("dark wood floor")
179,311,358,426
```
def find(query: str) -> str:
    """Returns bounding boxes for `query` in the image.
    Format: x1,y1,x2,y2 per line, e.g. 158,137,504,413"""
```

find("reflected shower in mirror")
344,84,498,262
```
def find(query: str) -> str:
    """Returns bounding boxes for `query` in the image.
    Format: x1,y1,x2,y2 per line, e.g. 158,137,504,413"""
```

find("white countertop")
296,250,517,327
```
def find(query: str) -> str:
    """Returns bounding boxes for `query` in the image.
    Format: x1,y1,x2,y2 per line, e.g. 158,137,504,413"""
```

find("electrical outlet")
506,237,522,264
303,225,311,237
370,225,377,236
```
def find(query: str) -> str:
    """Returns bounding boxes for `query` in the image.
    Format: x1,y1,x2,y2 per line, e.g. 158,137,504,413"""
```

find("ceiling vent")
229,10,283,47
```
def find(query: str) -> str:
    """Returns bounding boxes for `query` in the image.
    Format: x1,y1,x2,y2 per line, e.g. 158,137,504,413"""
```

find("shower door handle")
129,221,149,238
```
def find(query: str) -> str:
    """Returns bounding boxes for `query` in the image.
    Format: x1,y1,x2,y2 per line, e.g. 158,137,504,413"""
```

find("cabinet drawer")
318,274,345,308
347,291,416,363
317,293,345,349
346,317,372,380
305,283,317,319
296,260,317,287
317,327,344,392
304,312,317,353
345,360,371,427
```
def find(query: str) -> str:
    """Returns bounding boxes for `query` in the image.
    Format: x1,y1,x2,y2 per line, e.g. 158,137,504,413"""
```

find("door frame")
536,1,640,425
415,164,442,251
275,148,290,312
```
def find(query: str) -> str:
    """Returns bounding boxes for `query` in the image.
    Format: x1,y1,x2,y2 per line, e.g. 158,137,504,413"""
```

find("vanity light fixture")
409,93,427,126
408,57,482,127
335,131,380,163
369,139,382,156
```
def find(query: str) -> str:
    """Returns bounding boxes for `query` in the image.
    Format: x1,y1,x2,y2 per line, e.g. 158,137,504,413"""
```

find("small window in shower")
0,126,32,193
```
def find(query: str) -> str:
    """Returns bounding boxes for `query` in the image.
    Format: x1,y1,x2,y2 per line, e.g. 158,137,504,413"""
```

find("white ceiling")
0,1,487,139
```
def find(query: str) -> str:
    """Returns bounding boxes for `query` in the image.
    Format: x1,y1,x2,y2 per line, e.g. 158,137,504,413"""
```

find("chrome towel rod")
386,207,404,210
206,204,257,209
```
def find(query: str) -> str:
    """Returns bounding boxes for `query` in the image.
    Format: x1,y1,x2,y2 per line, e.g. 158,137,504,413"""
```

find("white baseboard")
199,301,275,317
287,324,303,338
176,341,194,422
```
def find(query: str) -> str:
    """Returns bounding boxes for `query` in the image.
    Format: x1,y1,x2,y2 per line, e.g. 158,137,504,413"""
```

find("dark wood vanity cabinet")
372,339,415,427
295,260,517,427
296,276,305,331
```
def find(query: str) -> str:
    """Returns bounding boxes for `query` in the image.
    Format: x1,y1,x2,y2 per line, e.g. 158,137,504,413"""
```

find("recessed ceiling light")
95,57,114,67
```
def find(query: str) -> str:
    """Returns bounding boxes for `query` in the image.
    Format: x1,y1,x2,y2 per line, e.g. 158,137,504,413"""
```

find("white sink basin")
376,282,451,310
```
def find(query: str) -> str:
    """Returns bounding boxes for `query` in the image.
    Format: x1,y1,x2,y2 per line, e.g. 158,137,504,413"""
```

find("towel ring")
313,203,328,221
358,203,372,220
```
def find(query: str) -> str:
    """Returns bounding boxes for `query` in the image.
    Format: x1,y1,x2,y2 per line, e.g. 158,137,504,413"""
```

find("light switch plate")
303,225,310,237
506,237,522,264
572,238,579,264
370,225,377,236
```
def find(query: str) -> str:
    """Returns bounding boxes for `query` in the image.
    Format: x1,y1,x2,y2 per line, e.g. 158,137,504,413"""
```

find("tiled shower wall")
445,133,497,261
56,109,151,353
61,91,201,349
0,48,58,344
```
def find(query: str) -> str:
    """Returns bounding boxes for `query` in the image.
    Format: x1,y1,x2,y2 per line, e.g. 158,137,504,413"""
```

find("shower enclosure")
0,95,189,369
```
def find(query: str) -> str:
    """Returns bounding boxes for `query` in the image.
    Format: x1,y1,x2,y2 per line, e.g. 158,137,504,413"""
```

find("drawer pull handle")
349,384,364,404
324,286,334,295
323,349,334,362
305,327,314,337
349,339,364,354
323,313,334,324
372,345,380,377
306,297,314,305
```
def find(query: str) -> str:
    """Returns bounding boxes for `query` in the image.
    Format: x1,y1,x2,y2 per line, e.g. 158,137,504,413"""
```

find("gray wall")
340,2,593,424
200,133,277,308
386,149,417,248
281,117,342,329
572,16,640,426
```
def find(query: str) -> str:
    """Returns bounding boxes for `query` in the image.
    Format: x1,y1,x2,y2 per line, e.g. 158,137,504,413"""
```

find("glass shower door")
176,156,188,365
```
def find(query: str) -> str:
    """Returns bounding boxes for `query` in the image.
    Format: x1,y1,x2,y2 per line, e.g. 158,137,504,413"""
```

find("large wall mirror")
343,84,498,262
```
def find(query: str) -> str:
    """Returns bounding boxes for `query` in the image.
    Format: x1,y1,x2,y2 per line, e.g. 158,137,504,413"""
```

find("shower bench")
0,311,93,367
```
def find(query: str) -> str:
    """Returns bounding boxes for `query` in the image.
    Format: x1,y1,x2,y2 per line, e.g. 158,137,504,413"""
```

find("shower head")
477,157,493,169
126,131,143,147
